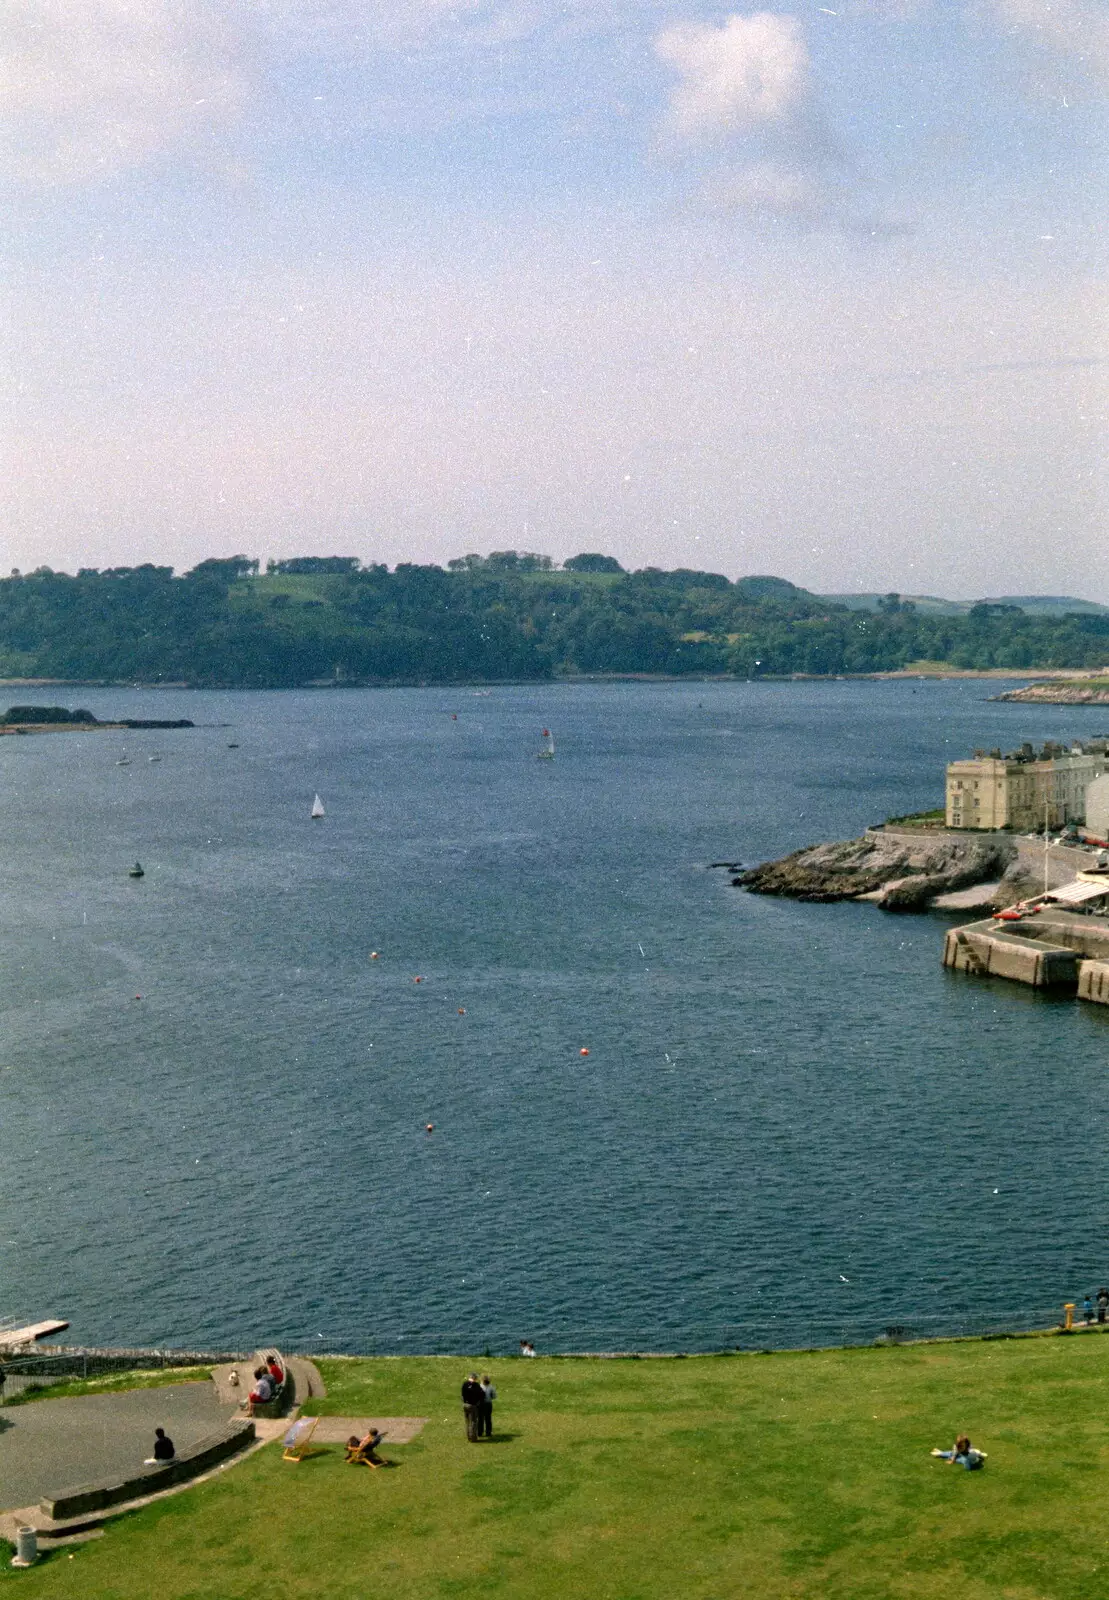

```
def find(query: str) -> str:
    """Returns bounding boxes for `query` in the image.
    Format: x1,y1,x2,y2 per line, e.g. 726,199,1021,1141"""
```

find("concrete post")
11,1527,37,1567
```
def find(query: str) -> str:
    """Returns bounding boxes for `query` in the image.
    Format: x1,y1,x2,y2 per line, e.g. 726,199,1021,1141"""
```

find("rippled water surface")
1,679,1107,1352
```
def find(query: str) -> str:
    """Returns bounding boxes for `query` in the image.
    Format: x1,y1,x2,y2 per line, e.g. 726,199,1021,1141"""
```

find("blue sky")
4,0,1107,596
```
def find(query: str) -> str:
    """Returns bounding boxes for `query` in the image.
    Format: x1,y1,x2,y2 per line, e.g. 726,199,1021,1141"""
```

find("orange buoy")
135,994,142,1000
580,1047,590,1056
370,951,380,960
414,976,423,983
458,1007,466,1015
425,1122,434,1133
451,713,458,720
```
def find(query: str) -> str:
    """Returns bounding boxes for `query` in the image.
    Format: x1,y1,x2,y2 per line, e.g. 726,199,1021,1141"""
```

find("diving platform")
0,1320,69,1351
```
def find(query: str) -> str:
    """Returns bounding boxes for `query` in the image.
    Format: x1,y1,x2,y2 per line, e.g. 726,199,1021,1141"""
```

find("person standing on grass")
461,1373,483,1442
479,1375,496,1438
1083,1295,1095,1326
1098,1287,1109,1325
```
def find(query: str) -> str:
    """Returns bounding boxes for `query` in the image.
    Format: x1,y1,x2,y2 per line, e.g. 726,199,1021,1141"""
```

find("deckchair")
346,1433,388,1469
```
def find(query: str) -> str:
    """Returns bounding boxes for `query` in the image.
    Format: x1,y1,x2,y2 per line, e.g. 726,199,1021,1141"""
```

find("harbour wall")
943,910,1109,1003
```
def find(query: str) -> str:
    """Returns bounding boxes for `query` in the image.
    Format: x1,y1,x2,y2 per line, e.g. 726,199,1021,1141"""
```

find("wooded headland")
1,554,1107,688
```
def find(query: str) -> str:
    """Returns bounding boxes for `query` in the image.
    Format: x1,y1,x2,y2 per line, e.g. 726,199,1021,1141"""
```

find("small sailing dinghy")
536,729,555,760
129,861,145,878
311,793,326,819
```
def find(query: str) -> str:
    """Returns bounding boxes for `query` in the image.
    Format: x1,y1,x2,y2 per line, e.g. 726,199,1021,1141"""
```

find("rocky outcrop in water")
992,681,1109,704
737,830,1016,910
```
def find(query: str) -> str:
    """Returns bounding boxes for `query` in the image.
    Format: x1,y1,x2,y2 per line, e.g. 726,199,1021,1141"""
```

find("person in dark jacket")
144,1428,175,1465
461,1373,483,1442
479,1375,496,1438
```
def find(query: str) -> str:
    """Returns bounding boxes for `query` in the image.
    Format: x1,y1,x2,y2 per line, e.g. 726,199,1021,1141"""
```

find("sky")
3,0,1107,598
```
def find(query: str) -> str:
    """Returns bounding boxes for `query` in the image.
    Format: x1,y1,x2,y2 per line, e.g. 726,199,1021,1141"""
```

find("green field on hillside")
6,1336,1109,1598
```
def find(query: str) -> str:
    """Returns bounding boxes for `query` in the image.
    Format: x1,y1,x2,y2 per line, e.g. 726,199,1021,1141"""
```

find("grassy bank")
2,1368,212,1407
6,1337,1109,1597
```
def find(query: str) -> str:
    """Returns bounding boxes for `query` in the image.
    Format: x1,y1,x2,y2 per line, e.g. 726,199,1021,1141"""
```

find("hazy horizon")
4,1,1106,599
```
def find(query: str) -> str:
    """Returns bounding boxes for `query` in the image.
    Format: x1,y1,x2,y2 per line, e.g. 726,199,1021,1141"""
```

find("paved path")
0,1383,238,1511
308,1417,427,1444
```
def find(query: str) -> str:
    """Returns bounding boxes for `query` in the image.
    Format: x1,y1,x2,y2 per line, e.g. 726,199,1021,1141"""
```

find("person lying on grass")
931,1434,986,1469
346,1428,389,1468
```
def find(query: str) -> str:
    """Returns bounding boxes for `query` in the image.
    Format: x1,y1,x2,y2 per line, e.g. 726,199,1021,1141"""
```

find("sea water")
0,678,1106,1353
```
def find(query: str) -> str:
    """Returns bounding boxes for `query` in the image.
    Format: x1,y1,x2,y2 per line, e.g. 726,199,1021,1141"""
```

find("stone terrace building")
946,741,1109,832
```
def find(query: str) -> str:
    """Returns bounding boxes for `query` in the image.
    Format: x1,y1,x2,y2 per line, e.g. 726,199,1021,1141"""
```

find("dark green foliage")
563,553,625,573
0,558,1105,687
734,574,815,602
187,556,259,580
267,557,360,575
1,705,97,723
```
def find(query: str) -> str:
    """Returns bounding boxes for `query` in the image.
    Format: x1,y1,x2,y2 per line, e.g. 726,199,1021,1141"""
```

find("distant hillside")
0,556,1106,686
822,592,1109,618
822,593,966,615
984,596,1109,616
734,575,818,603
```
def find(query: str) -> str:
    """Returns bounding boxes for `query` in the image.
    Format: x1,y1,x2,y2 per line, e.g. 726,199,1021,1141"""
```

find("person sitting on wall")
244,1367,274,1414
144,1428,175,1465
266,1355,285,1388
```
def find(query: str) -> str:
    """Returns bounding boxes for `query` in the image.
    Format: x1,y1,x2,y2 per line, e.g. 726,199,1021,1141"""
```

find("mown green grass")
7,1338,1109,1598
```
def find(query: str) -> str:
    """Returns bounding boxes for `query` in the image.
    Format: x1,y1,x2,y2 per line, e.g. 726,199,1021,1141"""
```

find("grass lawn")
5,1336,1109,1598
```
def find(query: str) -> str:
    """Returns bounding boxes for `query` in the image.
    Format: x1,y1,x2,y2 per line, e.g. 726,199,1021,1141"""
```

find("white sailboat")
311,793,325,819
536,729,555,760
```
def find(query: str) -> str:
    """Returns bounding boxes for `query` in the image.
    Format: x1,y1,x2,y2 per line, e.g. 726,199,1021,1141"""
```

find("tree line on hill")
0,555,1106,687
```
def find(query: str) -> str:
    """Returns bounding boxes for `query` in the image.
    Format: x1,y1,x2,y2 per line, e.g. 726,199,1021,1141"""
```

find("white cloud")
655,13,809,140
0,0,245,183
708,158,824,213
702,158,904,233
987,0,1109,88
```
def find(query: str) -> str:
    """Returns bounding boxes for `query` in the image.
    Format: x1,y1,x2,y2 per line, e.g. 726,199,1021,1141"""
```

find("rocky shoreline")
991,681,1109,705
735,829,1024,911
